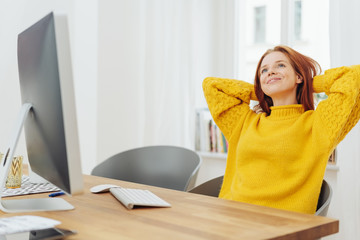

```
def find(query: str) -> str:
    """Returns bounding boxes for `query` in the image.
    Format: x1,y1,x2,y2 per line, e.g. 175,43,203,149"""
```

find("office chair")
315,179,332,216
189,175,332,216
188,175,223,197
91,145,202,191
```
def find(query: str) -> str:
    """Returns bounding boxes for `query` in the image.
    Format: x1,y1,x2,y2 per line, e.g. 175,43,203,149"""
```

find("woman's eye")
261,68,268,74
278,63,285,68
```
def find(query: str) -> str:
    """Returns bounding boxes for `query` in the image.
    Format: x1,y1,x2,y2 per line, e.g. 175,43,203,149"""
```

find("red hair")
254,45,321,115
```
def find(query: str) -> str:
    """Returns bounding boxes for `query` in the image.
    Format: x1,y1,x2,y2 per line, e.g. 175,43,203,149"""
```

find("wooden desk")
2,175,338,239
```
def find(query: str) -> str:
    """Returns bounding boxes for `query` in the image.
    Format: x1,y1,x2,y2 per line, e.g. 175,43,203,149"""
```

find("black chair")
315,179,332,216
91,145,202,191
188,175,223,197
189,175,332,216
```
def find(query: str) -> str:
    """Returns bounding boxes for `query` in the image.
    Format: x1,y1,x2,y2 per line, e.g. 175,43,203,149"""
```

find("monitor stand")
0,103,74,213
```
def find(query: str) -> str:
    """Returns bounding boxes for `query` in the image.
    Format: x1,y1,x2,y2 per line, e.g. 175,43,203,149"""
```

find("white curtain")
97,0,237,161
327,0,360,239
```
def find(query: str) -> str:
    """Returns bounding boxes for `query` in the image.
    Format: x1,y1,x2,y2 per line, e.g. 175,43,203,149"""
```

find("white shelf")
325,164,339,171
197,151,227,160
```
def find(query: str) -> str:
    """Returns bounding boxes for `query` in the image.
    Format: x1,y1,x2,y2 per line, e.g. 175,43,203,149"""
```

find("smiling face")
259,51,302,106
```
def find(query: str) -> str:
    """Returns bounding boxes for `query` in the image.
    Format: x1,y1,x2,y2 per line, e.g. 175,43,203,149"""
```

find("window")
254,6,266,43
294,0,302,41
237,0,330,82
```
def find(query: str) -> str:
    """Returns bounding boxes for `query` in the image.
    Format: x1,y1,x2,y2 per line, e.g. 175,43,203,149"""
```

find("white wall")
97,0,147,162
72,0,98,174
322,0,360,239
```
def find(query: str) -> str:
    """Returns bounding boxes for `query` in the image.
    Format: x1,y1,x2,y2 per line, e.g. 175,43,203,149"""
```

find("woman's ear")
296,75,303,84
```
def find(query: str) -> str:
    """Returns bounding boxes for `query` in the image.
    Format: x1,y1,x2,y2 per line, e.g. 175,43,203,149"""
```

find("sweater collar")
268,104,305,120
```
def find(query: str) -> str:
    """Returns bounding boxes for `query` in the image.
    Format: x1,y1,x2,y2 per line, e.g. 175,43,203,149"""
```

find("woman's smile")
266,77,281,84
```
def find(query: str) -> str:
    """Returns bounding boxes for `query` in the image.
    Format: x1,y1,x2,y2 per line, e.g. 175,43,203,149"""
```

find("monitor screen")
0,12,83,212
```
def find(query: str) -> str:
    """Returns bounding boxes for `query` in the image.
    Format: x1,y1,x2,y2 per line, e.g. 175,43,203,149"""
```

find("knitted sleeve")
202,77,257,139
313,65,360,147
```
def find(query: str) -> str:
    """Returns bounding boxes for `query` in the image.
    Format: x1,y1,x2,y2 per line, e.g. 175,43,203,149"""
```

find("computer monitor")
0,12,83,213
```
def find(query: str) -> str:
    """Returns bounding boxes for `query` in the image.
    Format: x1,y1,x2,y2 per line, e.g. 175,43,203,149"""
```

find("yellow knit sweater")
202,65,360,214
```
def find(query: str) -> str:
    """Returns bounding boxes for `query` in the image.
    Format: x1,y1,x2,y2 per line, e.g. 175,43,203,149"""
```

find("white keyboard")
109,187,171,210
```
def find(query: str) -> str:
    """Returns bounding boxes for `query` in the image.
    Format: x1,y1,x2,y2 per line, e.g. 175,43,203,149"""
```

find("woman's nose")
268,67,276,75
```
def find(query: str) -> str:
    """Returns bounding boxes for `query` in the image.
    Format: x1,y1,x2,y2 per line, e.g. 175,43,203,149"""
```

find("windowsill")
325,164,339,171
197,151,227,159
197,151,340,171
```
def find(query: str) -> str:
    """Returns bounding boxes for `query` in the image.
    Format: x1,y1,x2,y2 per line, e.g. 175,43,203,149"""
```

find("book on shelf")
195,109,228,154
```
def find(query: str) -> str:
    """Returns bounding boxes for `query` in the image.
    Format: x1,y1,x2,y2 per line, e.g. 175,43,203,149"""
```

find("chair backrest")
188,175,223,196
315,179,332,216
91,145,202,191
189,176,332,216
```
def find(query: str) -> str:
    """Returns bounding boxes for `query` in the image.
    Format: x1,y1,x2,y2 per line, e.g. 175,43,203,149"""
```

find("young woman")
203,45,360,214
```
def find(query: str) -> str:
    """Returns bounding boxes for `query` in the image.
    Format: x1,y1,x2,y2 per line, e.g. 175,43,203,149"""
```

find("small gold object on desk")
0,153,23,189
6,155,23,189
